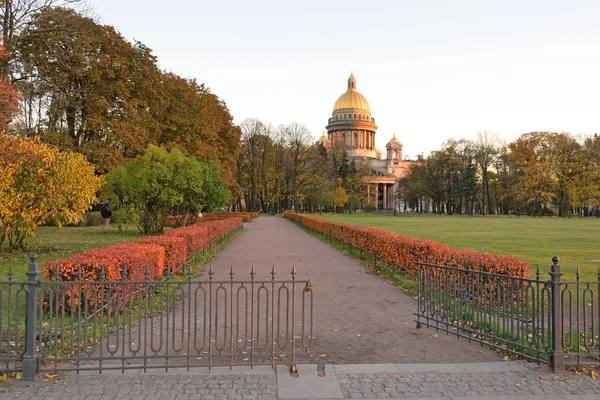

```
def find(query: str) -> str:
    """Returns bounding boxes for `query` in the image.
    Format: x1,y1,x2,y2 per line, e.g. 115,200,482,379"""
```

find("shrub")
163,217,242,254
44,242,166,282
84,211,104,226
284,210,529,277
138,236,188,274
163,225,210,255
43,242,166,312
202,212,257,222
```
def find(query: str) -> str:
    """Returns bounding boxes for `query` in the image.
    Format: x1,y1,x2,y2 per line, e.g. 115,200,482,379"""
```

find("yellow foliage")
0,134,103,249
334,187,349,208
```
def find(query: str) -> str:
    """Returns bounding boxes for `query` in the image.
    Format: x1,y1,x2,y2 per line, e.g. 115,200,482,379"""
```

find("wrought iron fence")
1,255,314,380
415,256,600,371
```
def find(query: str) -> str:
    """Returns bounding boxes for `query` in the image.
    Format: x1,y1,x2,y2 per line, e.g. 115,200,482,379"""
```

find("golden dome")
318,131,330,143
387,133,402,147
333,73,371,112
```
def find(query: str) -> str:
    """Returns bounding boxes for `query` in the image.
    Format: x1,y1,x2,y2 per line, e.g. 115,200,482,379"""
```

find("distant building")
318,73,416,210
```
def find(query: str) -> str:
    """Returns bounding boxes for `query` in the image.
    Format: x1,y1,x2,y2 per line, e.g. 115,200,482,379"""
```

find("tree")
509,132,558,216
1,1,82,80
104,145,229,234
0,43,19,131
334,186,349,211
475,131,499,214
284,123,313,211
0,134,102,249
157,72,240,193
16,7,163,172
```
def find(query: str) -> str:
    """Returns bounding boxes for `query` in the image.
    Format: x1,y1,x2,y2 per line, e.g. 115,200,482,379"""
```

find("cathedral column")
383,184,387,209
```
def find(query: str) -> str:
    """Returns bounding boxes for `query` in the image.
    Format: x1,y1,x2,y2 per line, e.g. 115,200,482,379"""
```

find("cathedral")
318,73,416,210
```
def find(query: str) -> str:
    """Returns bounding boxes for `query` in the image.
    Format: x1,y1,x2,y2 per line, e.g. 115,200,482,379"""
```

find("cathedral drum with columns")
318,73,416,210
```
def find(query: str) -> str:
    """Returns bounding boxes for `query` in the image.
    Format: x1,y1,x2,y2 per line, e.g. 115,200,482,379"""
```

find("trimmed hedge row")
44,243,166,282
284,211,529,278
202,212,258,222
44,217,243,282
164,212,257,227
138,236,187,274
42,217,243,312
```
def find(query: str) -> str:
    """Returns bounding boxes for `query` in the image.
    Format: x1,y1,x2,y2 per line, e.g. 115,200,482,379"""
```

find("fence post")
550,255,565,372
22,254,40,380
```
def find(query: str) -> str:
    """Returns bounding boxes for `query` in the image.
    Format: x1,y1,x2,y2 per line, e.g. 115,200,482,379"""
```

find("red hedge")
163,225,211,254
284,210,529,277
138,236,187,274
165,212,256,227
43,243,166,312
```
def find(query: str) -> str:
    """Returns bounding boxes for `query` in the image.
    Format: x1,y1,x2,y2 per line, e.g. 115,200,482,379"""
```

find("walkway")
208,215,497,364
5,362,600,399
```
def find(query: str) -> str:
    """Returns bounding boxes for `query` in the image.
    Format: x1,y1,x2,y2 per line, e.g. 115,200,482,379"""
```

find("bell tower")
386,134,403,172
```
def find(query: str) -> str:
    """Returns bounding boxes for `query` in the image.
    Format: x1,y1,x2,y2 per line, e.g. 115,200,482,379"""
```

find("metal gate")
1,255,314,378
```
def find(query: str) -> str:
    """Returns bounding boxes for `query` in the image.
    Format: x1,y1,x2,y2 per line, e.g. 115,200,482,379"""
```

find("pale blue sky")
89,0,599,158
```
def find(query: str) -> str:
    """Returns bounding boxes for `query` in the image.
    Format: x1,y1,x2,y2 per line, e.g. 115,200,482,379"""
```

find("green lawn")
316,213,600,281
0,225,143,281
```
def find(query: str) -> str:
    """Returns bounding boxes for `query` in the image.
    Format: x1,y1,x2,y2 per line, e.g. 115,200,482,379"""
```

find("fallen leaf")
591,371,597,380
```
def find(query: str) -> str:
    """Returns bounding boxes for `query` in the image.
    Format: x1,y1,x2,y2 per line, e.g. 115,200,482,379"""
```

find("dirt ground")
207,215,501,364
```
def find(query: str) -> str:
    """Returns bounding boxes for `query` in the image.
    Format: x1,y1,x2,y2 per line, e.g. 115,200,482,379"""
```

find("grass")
0,225,144,281
315,213,600,281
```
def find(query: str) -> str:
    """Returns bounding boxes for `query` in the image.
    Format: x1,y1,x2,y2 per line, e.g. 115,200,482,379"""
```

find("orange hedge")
43,243,166,312
197,217,243,240
163,225,211,254
138,236,188,274
165,212,255,227
43,243,166,282
284,211,529,277
202,212,257,222
163,217,242,255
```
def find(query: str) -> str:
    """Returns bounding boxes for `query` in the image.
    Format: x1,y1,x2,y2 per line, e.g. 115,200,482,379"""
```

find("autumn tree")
475,131,499,214
1,1,82,79
15,7,163,172
0,134,102,249
284,123,313,211
157,72,240,193
0,43,19,131
334,186,349,211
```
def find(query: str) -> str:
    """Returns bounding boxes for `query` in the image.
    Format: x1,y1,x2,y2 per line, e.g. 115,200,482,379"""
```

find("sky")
88,0,600,158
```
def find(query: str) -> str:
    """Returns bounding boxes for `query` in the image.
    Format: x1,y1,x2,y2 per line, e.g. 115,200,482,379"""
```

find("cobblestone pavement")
2,369,277,400
336,368,600,399
2,362,600,399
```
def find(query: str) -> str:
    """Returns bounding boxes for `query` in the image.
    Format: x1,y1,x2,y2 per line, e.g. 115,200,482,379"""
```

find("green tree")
104,146,228,234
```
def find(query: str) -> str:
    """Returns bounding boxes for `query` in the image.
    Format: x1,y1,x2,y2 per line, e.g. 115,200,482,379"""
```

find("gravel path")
207,215,500,364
